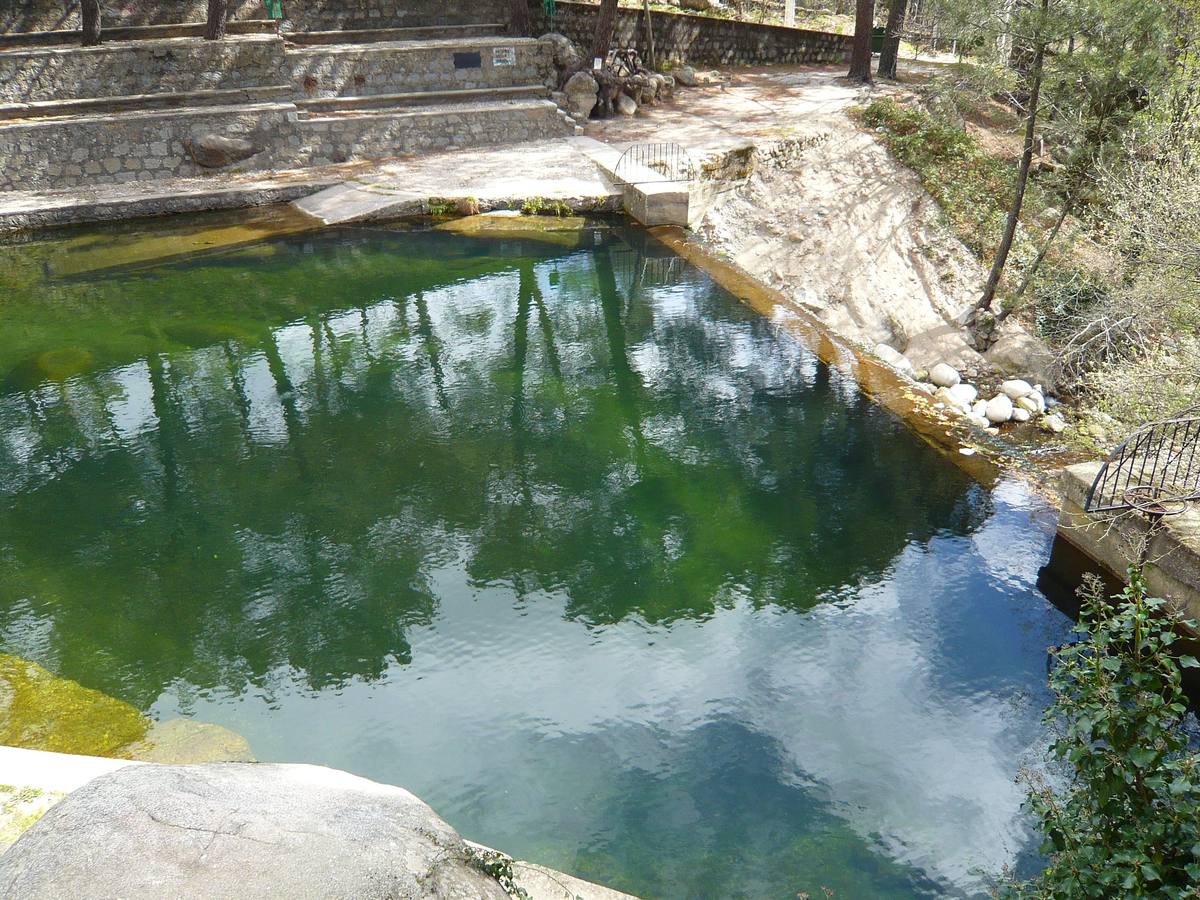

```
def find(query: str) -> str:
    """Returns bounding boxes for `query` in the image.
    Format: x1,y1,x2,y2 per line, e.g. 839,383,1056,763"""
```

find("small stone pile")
544,33,680,123
875,344,1069,436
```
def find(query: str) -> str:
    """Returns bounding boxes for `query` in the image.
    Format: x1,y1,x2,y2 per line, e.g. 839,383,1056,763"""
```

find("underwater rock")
128,719,255,764
0,654,148,758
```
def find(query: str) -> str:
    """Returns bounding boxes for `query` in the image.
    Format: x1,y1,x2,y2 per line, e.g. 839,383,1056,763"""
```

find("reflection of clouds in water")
168,495,1057,896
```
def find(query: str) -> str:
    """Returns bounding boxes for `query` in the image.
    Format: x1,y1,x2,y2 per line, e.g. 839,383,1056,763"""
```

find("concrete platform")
1058,461,1200,621
293,137,622,225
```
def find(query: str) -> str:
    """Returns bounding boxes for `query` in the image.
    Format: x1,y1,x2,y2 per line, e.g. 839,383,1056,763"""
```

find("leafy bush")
853,97,1040,258
1012,570,1200,897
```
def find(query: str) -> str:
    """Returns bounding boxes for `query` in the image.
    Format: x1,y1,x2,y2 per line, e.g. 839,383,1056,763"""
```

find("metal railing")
1085,406,1200,515
613,142,697,186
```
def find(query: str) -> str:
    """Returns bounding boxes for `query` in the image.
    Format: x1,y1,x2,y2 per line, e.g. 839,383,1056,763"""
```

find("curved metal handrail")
1085,406,1200,513
613,142,697,186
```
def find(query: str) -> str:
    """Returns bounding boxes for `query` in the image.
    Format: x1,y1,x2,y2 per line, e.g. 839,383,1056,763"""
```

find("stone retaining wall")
0,36,286,103
1,0,510,34
0,103,294,191
0,99,570,192
534,0,852,66
293,101,566,166
0,36,554,104
289,38,553,97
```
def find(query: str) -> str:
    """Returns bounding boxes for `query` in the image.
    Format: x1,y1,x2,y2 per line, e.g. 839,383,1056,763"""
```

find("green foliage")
520,196,574,217
1012,570,1200,898
465,848,534,900
853,97,1039,257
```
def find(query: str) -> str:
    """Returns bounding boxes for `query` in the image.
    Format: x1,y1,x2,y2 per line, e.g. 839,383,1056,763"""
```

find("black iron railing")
1085,406,1200,515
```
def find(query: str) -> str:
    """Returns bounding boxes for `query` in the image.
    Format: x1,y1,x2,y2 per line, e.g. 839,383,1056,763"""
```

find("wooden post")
642,0,656,70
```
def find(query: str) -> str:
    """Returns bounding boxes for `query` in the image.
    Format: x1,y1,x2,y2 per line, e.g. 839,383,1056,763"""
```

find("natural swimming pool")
0,213,1076,898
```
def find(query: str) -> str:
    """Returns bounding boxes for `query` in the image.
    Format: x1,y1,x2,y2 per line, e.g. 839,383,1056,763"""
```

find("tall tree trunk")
997,195,1073,323
847,0,874,83
510,0,532,37
877,0,907,79
592,0,620,67
642,0,656,70
80,0,101,46
205,0,229,40
974,0,1049,317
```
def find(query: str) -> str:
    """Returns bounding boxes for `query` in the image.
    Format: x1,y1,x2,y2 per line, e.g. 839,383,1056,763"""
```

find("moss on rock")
0,653,150,758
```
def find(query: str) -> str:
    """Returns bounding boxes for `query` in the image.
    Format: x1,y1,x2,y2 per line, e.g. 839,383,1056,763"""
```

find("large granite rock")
563,70,599,120
984,319,1057,390
184,134,258,169
540,32,581,73
0,763,510,900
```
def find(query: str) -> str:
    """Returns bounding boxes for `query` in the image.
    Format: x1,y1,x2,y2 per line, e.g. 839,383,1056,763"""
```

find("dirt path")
585,66,989,371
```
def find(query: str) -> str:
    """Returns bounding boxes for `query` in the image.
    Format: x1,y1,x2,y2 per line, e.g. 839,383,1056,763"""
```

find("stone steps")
284,24,504,45
0,20,276,50
0,85,294,121
295,84,547,115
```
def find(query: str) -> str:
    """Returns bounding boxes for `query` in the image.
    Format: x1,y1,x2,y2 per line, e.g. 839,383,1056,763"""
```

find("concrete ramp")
292,138,622,226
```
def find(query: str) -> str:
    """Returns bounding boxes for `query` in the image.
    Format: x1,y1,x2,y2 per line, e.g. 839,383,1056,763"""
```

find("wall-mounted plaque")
492,47,517,67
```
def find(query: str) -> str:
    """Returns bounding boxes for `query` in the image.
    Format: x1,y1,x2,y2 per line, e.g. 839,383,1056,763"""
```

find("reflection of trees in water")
0,236,985,707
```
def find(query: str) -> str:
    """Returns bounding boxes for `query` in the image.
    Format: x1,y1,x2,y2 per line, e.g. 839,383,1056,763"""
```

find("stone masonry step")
0,20,276,49
296,96,559,126
285,36,553,97
0,85,293,121
284,24,504,45
293,97,570,166
295,85,546,114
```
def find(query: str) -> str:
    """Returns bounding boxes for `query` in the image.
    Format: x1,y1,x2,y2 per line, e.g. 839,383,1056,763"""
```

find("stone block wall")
293,101,566,166
0,99,571,192
0,103,294,191
288,38,554,97
533,1,852,67
0,36,287,103
1,0,511,34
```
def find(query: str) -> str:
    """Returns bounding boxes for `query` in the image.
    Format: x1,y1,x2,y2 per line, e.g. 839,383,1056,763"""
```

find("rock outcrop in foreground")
0,763,511,899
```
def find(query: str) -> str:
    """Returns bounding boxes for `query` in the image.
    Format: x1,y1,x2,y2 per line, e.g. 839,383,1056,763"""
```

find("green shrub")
853,98,1044,260
1012,570,1200,897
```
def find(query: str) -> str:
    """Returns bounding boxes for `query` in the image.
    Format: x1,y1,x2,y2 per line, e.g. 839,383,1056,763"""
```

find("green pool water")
0,213,1075,898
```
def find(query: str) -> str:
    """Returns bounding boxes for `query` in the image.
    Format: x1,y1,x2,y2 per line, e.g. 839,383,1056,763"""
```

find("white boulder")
930,362,961,388
985,394,1014,424
966,413,990,429
874,344,914,377
934,387,969,415
948,383,978,405
1001,379,1035,400
1015,395,1040,416
1042,414,1068,434
1012,407,1031,423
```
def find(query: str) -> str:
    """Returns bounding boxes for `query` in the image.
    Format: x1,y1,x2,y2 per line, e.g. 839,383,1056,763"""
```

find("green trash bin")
264,0,283,20
871,26,887,53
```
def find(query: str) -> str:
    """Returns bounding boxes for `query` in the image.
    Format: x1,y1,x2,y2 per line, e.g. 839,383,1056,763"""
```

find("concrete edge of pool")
0,746,637,900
